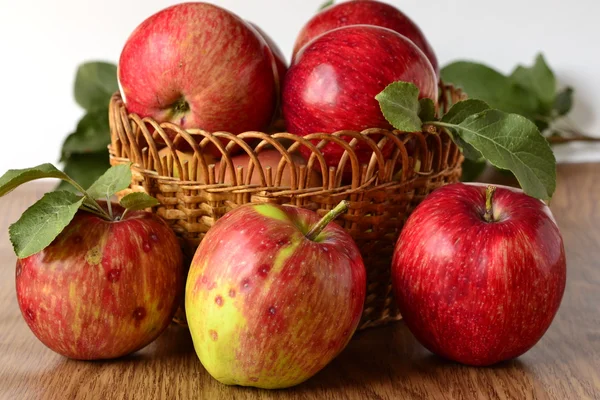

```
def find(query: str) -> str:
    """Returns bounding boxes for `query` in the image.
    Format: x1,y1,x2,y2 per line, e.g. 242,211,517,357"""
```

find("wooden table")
1,164,599,400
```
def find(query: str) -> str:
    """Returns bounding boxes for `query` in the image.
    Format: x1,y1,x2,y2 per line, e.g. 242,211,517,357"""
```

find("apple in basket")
16,203,183,360
292,0,438,75
118,3,279,154
283,25,438,172
185,202,366,388
391,183,566,366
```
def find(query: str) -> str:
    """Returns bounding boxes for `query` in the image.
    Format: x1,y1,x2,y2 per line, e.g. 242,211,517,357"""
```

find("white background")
1,0,599,174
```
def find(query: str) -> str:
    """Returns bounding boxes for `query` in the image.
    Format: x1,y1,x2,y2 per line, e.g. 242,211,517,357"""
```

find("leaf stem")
106,195,113,220
66,178,112,221
484,185,496,223
306,201,349,241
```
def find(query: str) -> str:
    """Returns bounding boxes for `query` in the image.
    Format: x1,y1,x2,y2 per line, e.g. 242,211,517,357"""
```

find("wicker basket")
108,83,465,330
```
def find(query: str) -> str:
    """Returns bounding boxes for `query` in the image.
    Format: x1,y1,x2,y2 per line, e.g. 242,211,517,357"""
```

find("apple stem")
484,185,497,222
306,201,349,241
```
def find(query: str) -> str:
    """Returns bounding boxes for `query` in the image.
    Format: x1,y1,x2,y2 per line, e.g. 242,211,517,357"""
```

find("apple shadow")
285,321,548,398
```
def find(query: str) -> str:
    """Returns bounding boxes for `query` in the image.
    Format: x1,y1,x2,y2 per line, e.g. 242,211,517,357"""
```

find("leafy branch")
0,163,158,259
377,82,556,201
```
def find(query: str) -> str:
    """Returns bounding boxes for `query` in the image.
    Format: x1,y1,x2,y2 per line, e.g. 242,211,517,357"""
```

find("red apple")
392,183,566,366
292,0,438,75
282,25,438,173
16,204,183,360
118,3,278,154
248,22,288,88
185,202,366,388
214,149,322,187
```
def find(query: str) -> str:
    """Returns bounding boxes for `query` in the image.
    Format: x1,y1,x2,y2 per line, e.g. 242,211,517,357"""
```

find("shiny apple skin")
392,183,567,366
118,3,278,137
283,25,437,171
293,0,438,75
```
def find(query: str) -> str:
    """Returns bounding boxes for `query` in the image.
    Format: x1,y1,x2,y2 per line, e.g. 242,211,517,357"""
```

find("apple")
292,0,439,75
16,203,184,360
391,183,567,366
214,149,322,187
282,25,438,173
118,3,279,155
157,147,217,180
185,201,366,388
248,22,288,88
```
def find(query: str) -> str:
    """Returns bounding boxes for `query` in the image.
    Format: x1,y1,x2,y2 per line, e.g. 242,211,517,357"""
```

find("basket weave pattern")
108,83,465,330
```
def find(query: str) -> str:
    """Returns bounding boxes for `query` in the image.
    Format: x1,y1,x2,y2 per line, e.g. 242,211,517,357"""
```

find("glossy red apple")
16,204,183,360
118,3,278,148
392,183,566,366
282,25,438,172
185,202,366,388
293,0,439,75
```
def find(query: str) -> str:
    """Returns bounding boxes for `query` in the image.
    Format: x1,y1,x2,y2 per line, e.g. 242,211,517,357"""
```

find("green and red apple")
185,202,365,388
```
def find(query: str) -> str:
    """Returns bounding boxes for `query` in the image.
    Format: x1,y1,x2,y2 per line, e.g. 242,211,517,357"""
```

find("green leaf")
375,82,422,132
554,87,574,116
74,62,118,111
119,192,160,211
441,99,491,124
57,152,111,193
318,0,334,11
509,54,556,113
441,62,541,120
449,110,556,200
86,163,132,200
9,191,85,258
0,164,75,197
418,98,436,122
441,100,491,161
460,158,487,182
61,108,111,160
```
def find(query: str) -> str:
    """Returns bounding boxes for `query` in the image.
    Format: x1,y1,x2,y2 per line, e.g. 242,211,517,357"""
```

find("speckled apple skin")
186,204,366,389
118,3,278,136
392,183,567,366
16,205,183,360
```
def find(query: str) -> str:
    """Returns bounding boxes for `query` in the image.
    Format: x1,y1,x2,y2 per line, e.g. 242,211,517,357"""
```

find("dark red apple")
282,25,438,173
293,0,439,75
16,204,183,360
392,183,566,366
118,3,278,154
185,202,366,388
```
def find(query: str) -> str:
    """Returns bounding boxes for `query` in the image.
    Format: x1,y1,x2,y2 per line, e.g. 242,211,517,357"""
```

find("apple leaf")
439,100,492,161
441,61,541,120
0,164,77,197
554,87,574,116
509,54,556,114
441,99,490,124
436,110,556,200
74,62,118,112
375,82,422,132
418,98,436,122
86,163,132,200
61,108,111,161
9,191,85,259
119,192,160,211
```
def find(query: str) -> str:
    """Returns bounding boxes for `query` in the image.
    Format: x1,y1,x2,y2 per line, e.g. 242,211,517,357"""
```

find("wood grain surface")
1,164,599,400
